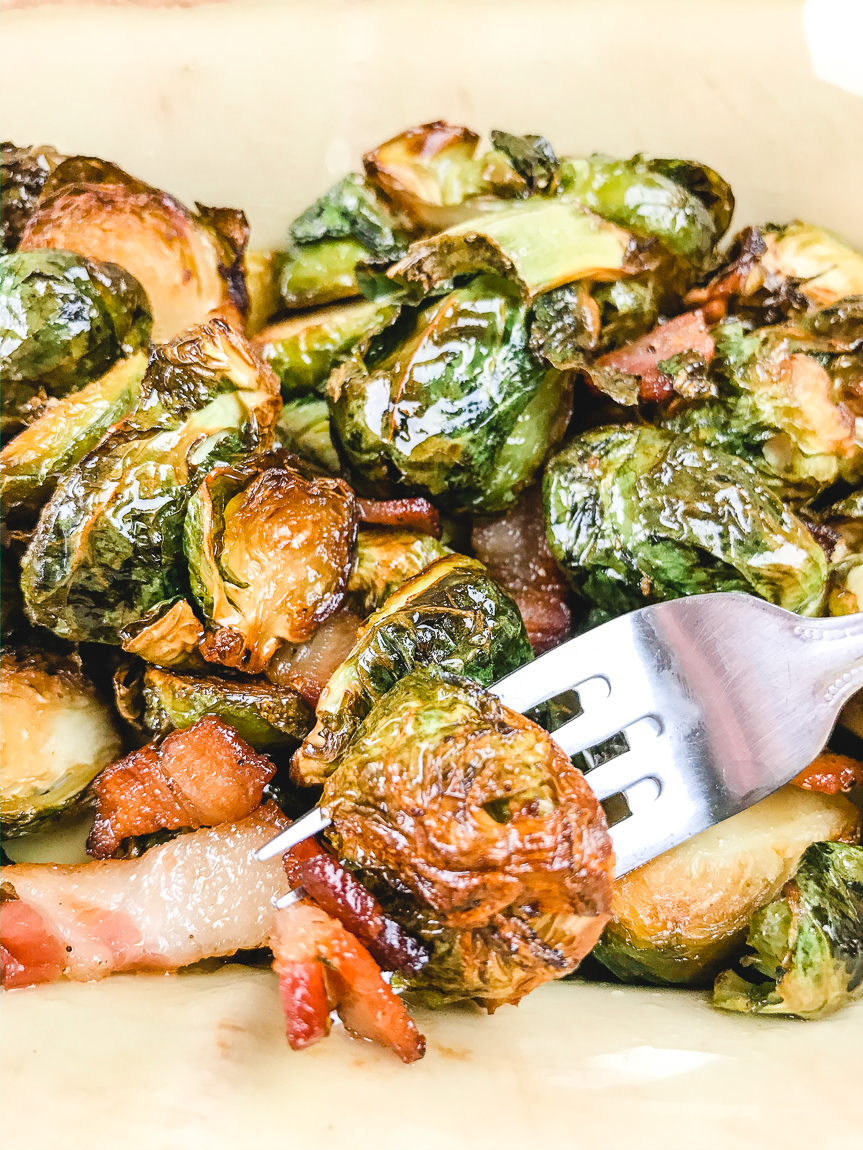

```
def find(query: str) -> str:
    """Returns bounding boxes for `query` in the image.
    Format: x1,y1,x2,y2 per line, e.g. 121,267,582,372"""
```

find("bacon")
87,716,275,859
269,900,426,1063
595,310,715,403
266,610,362,707
472,485,571,653
357,497,440,538
1,804,290,985
792,752,863,795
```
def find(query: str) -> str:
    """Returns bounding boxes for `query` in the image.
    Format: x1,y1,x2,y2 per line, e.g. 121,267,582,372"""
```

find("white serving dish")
1,2,862,1148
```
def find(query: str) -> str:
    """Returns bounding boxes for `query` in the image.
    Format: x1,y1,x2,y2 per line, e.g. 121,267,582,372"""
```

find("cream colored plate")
2,2,863,1147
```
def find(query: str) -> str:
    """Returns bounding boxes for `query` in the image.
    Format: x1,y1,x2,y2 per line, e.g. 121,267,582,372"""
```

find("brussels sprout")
0,249,151,434
274,396,341,474
1,142,63,253
713,842,863,1018
253,297,401,397
544,425,829,617
21,319,280,643
243,249,281,337
141,665,312,750
278,175,409,309
1,648,123,835
0,351,147,520
120,597,206,669
664,321,863,500
321,669,614,1008
387,199,646,303
291,554,533,785
19,156,249,340
488,130,558,194
592,785,859,985
328,276,571,511
346,526,451,615
185,452,357,674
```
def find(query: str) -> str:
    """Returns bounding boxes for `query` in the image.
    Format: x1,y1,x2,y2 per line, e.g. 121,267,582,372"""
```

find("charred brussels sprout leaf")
291,554,533,784
275,396,341,474
346,526,451,615
0,351,147,520
185,452,357,674
142,665,312,750
120,597,206,669
489,130,558,194
278,175,409,309
253,297,401,398
322,669,613,1008
20,319,280,643
328,276,570,511
1,648,123,835
713,842,863,1018
0,249,151,433
1,142,64,253
544,425,828,616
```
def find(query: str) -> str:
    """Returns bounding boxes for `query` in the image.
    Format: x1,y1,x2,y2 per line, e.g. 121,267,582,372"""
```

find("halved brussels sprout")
328,275,571,511
278,175,409,309
21,319,280,643
322,669,614,1008
0,249,151,434
243,249,281,336
142,665,312,750
592,785,859,985
815,491,863,615
1,648,123,836
664,321,863,500
291,554,533,785
19,156,249,340
185,452,357,674
120,597,206,669
544,425,828,617
1,142,63,253
0,351,147,520
713,842,863,1018
346,526,450,615
253,297,401,397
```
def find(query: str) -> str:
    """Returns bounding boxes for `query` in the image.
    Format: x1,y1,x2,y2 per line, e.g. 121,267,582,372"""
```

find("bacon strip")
269,900,426,1063
792,752,863,795
1,804,290,986
357,497,440,538
87,716,275,858
595,310,715,403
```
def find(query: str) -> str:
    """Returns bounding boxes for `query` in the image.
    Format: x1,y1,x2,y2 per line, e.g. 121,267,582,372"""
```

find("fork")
257,592,863,889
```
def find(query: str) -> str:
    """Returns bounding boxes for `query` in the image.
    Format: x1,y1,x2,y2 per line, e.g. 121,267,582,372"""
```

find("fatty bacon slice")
0,803,290,987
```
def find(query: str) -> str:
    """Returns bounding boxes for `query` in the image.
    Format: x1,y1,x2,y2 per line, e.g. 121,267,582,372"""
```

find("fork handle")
794,614,863,719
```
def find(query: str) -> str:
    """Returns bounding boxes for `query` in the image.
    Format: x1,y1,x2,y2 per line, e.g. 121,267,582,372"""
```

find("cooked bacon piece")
793,752,863,795
0,900,66,989
269,900,426,1063
1,804,290,985
595,310,715,402
297,853,429,975
266,610,362,707
685,228,769,323
87,716,275,859
472,485,571,653
357,497,440,538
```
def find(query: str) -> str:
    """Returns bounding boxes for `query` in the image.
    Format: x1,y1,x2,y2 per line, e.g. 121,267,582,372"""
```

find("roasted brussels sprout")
243,249,281,336
713,842,863,1018
1,142,63,253
253,297,401,397
321,670,613,1007
274,396,341,474
664,320,863,500
346,526,450,615
21,319,280,643
1,649,123,835
544,425,828,617
592,785,859,985
185,452,357,674
292,554,533,784
0,249,151,434
19,156,249,340
0,351,147,520
328,276,571,511
119,597,206,669
278,175,409,309
141,665,312,750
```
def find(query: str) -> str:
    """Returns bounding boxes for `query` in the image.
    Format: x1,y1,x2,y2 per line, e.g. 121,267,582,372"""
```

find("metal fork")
257,592,863,887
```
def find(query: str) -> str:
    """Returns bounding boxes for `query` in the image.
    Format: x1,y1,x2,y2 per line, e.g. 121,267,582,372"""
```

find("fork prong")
492,626,619,713
550,702,652,758
579,746,661,803
255,806,331,861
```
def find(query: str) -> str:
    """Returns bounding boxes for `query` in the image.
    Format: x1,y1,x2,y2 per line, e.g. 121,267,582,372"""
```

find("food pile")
1,125,862,1061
